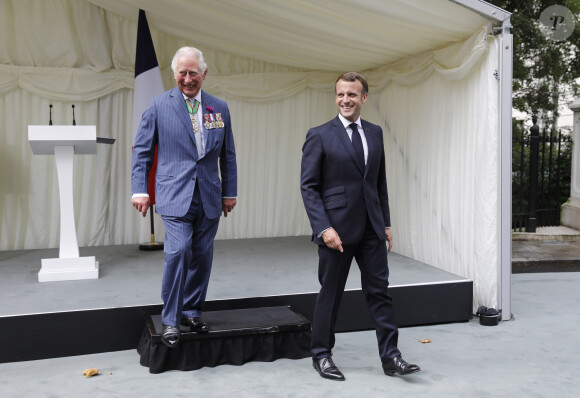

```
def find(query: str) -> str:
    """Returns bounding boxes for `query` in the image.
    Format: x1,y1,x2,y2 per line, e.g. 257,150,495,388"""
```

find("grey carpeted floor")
0,236,465,316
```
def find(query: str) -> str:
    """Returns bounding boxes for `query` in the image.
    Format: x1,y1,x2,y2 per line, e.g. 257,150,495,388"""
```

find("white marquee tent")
0,0,513,316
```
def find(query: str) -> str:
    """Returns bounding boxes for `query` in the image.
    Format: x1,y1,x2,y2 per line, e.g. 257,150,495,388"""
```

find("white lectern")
28,125,99,282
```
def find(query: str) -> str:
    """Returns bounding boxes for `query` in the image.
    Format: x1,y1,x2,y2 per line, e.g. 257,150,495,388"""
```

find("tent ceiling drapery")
87,0,489,72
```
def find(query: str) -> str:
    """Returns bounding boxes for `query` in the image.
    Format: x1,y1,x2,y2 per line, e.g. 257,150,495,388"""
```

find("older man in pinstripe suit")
131,46,237,348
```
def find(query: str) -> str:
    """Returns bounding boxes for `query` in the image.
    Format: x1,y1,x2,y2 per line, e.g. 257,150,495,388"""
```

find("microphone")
72,104,76,126
49,104,53,125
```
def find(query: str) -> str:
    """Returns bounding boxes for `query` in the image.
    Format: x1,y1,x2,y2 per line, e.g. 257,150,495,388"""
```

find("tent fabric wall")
370,40,500,309
0,0,502,309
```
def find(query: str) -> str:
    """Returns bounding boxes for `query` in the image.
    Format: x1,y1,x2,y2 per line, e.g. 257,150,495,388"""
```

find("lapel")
170,87,196,145
361,119,375,172
333,116,365,175
201,91,214,154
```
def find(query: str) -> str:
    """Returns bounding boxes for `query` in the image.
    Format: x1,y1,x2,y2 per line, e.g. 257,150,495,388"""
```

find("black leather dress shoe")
382,355,421,375
313,357,345,381
180,317,209,333
160,324,180,348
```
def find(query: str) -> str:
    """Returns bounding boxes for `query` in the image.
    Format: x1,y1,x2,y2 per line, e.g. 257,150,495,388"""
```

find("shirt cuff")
132,193,149,199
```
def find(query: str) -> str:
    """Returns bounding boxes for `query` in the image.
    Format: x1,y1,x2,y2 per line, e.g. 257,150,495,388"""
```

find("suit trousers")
311,218,401,363
160,186,220,326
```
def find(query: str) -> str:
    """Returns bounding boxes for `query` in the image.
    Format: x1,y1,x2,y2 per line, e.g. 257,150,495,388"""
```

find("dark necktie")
350,123,365,169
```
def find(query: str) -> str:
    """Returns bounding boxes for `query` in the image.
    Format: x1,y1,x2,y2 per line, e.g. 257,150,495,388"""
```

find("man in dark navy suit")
300,72,420,380
131,47,237,348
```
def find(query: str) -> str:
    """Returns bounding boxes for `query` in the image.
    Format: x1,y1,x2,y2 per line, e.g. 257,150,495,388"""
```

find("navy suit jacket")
132,87,237,219
301,116,390,246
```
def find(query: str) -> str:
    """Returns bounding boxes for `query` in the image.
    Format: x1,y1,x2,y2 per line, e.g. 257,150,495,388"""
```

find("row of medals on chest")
191,113,224,133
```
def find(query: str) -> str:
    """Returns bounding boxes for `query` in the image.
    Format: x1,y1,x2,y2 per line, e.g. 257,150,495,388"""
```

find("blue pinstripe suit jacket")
131,87,237,219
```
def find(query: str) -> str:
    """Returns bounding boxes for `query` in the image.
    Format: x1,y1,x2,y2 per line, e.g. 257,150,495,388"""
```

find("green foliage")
486,1,577,228
487,0,580,120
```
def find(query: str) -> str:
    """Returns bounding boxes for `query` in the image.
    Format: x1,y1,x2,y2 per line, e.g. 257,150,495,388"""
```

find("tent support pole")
450,0,511,21
498,17,513,320
452,0,513,320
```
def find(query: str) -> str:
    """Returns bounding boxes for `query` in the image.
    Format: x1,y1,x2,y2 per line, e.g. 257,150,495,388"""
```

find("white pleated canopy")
0,0,512,312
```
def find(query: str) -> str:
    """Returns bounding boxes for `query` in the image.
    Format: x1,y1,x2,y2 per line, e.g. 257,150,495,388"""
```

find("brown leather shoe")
313,357,345,381
383,355,421,375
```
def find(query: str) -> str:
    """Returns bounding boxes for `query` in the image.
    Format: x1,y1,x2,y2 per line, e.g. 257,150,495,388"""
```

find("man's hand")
322,227,343,252
131,196,150,218
386,228,393,252
222,198,237,217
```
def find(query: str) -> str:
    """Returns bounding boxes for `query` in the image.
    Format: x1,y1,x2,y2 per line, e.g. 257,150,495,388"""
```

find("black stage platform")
138,306,311,373
0,236,472,364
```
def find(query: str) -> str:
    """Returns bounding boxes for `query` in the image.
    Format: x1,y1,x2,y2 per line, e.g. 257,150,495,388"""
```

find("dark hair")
335,72,368,96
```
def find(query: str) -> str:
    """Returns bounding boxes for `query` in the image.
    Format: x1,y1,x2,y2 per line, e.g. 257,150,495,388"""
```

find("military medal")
186,98,201,134
190,115,199,133
203,112,224,130
216,113,224,128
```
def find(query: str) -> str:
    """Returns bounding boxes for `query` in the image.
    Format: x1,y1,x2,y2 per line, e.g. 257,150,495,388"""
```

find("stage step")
138,306,311,373
0,280,472,364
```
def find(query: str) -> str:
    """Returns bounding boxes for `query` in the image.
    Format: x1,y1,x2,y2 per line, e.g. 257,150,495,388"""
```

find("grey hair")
171,46,208,74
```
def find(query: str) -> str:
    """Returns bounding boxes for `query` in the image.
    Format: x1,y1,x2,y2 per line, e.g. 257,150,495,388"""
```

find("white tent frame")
452,0,513,319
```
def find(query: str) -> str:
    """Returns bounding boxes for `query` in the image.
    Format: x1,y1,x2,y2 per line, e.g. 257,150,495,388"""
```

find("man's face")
335,79,367,122
174,55,207,98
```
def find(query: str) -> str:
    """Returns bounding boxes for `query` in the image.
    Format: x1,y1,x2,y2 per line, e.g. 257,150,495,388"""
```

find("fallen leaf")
414,337,432,343
82,368,100,378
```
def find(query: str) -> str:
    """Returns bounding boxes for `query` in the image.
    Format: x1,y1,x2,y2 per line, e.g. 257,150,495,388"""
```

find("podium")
28,125,99,282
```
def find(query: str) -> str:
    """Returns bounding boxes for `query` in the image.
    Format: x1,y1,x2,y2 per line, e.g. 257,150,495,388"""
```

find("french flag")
133,9,164,205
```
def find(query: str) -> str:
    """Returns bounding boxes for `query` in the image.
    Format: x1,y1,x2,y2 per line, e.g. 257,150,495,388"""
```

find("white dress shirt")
338,113,368,165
